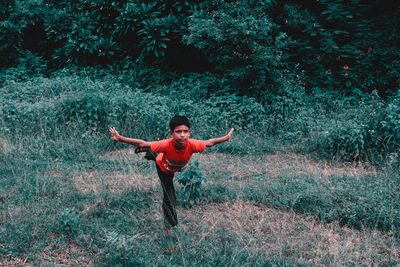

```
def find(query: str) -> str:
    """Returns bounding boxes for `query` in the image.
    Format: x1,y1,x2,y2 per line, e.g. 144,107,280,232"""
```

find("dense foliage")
183,0,291,96
1,0,399,96
277,0,400,97
1,0,210,70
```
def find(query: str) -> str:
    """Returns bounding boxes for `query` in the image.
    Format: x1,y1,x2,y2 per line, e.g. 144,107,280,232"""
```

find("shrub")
375,94,400,163
176,159,205,207
262,84,400,165
58,91,111,132
0,71,267,138
305,91,400,164
58,208,80,234
313,118,369,162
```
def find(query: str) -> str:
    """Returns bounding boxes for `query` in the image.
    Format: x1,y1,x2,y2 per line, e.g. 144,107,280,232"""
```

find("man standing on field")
109,115,234,230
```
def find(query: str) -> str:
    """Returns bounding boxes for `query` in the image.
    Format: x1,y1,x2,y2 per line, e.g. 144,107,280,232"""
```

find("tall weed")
267,84,400,165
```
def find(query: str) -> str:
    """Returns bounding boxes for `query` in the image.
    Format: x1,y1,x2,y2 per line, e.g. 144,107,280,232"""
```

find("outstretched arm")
204,128,234,147
109,127,152,147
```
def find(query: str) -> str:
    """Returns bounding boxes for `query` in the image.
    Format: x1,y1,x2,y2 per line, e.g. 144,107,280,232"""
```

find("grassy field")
1,141,400,266
1,72,400,265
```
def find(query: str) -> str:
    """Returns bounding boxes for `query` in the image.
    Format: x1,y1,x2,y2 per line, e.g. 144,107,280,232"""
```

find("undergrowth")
1,70,400,265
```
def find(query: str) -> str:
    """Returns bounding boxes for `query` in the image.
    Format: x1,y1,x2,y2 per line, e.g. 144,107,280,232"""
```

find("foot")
162,227,176,255
163,226,174,238
135,147,148,153
144,149,157,161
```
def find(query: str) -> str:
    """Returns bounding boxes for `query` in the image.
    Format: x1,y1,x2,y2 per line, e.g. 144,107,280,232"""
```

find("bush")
306,91,400,164
262,84,400,165
176,159,205,207
312,118,369,162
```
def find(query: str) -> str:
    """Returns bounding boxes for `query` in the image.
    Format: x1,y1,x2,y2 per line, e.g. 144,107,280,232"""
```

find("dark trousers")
156,163,178,227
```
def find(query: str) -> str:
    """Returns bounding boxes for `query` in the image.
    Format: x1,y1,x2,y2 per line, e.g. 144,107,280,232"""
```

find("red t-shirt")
151,139,206,173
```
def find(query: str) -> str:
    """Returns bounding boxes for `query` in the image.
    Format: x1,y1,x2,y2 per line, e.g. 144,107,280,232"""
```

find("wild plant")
176,159,205,207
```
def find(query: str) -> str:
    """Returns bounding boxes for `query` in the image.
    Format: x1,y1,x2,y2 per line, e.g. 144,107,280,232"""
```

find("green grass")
1,133,400,265
1,72,400,265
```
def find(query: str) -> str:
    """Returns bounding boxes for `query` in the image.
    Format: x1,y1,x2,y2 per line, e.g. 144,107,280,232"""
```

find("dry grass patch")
264,153,376,178
1,241,95,266
0,256,32,267
42,170,63,178
195,153,265,187
103,149,376,180
36,238,95,266
42,244,94,266
180,201,399,266
100,147,141,161
0,137,12,155
73,170,157,195
196,152,376,186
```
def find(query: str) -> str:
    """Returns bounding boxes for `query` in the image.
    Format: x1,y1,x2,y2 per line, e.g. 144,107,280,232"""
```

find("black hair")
169,115,191,131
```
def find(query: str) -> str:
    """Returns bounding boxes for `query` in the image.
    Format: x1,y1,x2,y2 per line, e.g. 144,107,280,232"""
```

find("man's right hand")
109,127,121,141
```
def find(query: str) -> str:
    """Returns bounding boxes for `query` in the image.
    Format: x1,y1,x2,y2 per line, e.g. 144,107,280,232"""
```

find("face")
170,125,191,147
